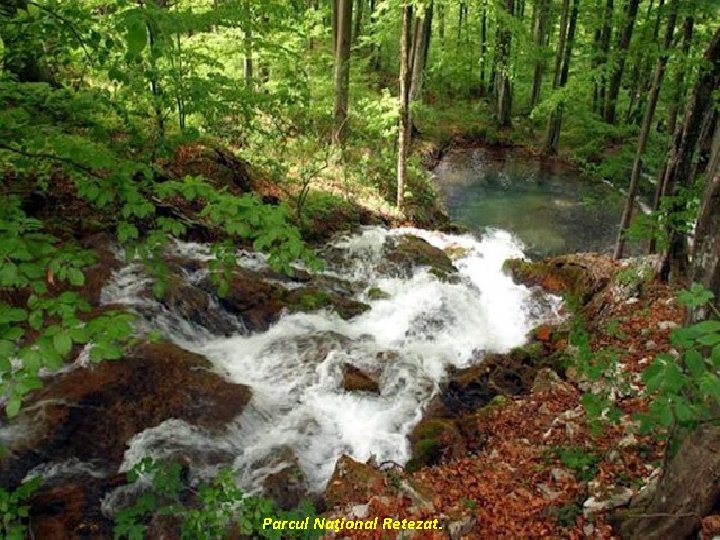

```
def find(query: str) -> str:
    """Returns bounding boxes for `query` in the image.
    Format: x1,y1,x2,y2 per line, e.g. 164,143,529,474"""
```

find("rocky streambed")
0,226,564,537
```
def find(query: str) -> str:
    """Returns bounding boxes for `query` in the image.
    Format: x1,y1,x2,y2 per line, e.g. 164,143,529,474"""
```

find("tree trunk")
332,0,353,146
543,0,579,156
613,0,678,260
243,23,253,87
410,2,433,102
438,2,444,47
352,0,364,44
649,14,695,255
596,0,614,115
661,28,720,283
457,2,466,47
397,3,413,211
530,0,550,108
479,0,488,95
603,0,640,124
625,0,665,125
496,0,515,128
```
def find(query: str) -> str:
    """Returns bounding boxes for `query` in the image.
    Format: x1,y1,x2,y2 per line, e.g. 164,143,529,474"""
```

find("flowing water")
97,227,559,499
434,146,635,258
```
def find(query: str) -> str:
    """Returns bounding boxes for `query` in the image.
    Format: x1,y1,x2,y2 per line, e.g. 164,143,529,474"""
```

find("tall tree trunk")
649,14,695,255
332,0,339,55
530,0,550,108
625,0,665,125
596,0,614,115
661,28,720,283
603,0,640,124
352,0,364,44
438,2,445,47
496,0,515,127
479,0,488,95
409,1,434,101
688,119,720,323
332,0,353,146
614,0,678,259
457,2,466,47
543,0,578,155
243,17,253,87
397,3,413,211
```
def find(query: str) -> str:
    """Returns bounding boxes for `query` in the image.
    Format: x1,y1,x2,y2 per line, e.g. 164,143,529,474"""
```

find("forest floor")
320,254,711,539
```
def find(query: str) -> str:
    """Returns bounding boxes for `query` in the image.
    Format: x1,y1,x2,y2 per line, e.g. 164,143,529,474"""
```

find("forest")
0,0,719,538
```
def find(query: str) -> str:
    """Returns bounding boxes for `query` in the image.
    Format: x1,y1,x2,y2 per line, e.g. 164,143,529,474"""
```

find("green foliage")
552,445,600,482
639,285,720,434
114,459,322,540
0,476,41,540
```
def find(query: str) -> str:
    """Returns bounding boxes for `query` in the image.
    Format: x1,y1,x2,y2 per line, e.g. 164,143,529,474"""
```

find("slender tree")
595,0,614,115
479,0,488,95
543,0,579,155
530,0,550,108
496,0,515,127
410,2,434,102
332,0,353,145
397,1,413,210
614,0,678,259
603,0,640,124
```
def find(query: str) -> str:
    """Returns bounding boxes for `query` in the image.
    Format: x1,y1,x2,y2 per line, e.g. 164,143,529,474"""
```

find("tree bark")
650,14,695,255
603,0,640,124
479,0,488,95
397,3,413,211
332,0,353,146
410,2,433,102
496,0,515,127
661,27,720,283
596,0,614,115
352,0,364,44
543,0,579,155
614,0,678,259
530,0,550,108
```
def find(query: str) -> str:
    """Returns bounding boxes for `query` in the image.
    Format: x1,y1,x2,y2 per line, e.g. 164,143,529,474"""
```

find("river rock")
325,455,386,509
380,234,458,280
0,341,251,489
342,364,380,394
260,446,309,511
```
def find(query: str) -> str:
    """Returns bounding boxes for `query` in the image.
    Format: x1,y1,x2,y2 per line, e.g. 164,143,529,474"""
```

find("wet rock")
505,253,615,305
381,234,457,279
342,364,380,394
261,447,309,511
158,273,237,335
325,455,385,509
28,472,125,539
0,341,251,489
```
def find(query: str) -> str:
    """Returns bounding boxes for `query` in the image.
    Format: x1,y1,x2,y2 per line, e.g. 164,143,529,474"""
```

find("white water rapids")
99,226,559,496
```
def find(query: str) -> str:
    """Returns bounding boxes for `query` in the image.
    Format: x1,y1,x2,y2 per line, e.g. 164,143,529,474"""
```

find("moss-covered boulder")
504,253,617,304
381,234,458,280
407,419,466,471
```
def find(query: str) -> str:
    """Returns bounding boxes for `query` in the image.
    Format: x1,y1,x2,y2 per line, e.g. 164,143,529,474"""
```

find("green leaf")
126,15,148,56
684,349,706,378
6,397,21,418
53,332,72,356
692,320,720,334
68,268,85,287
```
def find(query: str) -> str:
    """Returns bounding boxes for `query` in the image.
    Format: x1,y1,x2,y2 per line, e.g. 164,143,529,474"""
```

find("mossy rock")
407,419,466,471
504,254,616,305
382,234,458,278
367,286,390,300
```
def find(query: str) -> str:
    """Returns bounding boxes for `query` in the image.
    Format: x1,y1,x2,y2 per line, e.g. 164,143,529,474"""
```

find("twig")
27,1,94,66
